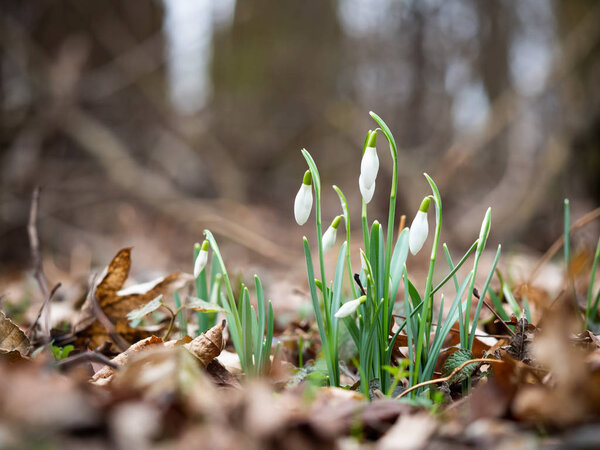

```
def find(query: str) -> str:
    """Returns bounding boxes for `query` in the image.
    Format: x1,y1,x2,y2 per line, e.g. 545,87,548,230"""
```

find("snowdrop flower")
194,240,210,278
409,197,431,255
322,215,342,253
335,295,366,318
360,131,379,189
359,173,375,204
294,170,313,225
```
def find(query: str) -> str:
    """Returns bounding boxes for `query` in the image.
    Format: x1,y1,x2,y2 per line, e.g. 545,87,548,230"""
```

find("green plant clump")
295,112,501,397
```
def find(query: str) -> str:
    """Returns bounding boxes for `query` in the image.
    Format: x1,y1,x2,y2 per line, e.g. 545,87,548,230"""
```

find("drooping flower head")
360,130,379,193
359,173,375,204
335,295,366,318
409,196,431,255
294,170,313,226
322,215,342,253
194,240,210,278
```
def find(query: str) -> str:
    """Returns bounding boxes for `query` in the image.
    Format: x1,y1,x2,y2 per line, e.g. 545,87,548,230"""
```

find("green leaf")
442,348,475,384
127,295,163,324
185,296,227,313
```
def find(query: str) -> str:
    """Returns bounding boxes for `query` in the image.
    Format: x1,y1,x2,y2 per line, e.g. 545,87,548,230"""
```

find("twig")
391,313,509,339
87,279,130,352
27,186,52,340
473,288,516,337
56,351,119,370
26,282,61,339
528,207,600,284
396,358,502,399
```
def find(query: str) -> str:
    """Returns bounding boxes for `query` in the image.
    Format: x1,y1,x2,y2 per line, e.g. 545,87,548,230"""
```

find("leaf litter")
3,242,600,450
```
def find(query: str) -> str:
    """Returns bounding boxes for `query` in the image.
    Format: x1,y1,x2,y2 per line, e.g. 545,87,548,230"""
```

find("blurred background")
1,0,599,292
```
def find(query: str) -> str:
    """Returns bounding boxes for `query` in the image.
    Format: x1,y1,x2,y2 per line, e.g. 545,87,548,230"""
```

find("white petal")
359,173,375,204
294,184,313,225
409,210,429,255
335,298,362,318
322,225,337,253
360,146,379,188
193,249,208,278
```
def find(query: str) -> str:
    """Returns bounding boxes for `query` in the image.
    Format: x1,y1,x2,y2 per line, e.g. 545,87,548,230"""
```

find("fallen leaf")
504,315,536,364
0,310,30,355
74,248,192,349
378,412,437,450
91,335,164,385
112,346,219,409
186,296,227,313
126,295,164,325
184,320,225,366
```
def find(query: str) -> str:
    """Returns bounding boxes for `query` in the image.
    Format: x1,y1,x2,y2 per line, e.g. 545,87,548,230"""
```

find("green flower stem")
161,304,185,341
203,230,245,369
302,149,340,386
334,186,357,299
468,245,501,349
463,208,491,348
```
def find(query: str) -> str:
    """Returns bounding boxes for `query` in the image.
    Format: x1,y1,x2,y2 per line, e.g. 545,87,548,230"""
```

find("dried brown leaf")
0,310,30,355
184,320,225,366
74,248,192,349
91,335,164,384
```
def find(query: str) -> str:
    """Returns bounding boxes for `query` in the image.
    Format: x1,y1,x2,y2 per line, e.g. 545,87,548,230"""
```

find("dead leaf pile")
73,248,191,350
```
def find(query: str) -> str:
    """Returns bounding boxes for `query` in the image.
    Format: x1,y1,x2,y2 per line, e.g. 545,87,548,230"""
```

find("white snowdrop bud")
194,240,210,278
360,131,379,189
359,173,375,204
409,197,431,255
335,295,366,318
322,215,342,253
294,170,313,225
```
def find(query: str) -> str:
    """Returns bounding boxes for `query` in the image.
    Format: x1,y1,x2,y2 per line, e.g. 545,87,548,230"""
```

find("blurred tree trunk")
555,0,600,205
0,0,165,269
210,0,342,205
473,0,511,172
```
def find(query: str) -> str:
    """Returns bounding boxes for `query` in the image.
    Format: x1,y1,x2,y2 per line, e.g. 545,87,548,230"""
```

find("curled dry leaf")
74,248,192,349
112,346,219,411
184,320,226,366
0,310,30,356
92,335,164,385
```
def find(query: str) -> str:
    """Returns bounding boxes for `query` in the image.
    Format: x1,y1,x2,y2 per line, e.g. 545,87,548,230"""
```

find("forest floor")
2,204,600,450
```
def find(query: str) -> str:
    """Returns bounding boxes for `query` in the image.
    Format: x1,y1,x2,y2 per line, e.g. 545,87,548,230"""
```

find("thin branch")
396,358,502,399
27,186,52,340
27,282,61,339
56,351,119,370
473,288,516,337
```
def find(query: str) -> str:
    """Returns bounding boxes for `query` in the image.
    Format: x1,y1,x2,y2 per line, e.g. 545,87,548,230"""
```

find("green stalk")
421,175,443,359
203,230,245,370
584,235,600,329
463,207,492,348
334,186,357,299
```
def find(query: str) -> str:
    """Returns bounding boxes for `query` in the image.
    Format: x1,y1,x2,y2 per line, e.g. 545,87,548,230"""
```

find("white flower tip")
359,173,375,204
360,146,379,188
334,296,365,318
294,184,313,225
409,210,429,255
322,226,337,253
193,250,208,278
